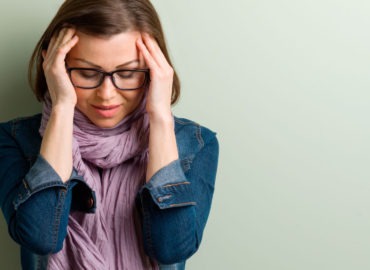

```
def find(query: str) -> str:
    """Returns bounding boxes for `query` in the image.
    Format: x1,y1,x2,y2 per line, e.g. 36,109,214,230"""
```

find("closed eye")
116,70,136,79
76,69,101,79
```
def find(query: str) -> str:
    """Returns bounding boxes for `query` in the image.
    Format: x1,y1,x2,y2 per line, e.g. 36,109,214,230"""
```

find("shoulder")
0,114,42,137
0,114,41,134
174,116,217,145
0,114,42,157
174,116,218,158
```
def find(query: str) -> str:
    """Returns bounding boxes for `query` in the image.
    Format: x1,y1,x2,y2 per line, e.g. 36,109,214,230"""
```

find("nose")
96,75,117,100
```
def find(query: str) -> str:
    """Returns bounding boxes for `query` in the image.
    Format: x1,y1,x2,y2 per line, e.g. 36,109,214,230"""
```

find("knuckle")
154,67,173,79
56,47,66,55
51,68,60,76
167,67,174,76
43,63,53,74
156,71,166,79
50,67,58,74
163,68,174,78
47,66,59,76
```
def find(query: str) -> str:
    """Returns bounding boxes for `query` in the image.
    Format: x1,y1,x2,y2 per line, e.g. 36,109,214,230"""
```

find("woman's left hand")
137,34,179,181
136,34,173,118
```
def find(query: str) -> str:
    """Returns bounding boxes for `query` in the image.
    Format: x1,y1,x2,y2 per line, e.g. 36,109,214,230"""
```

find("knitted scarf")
39,95,157,270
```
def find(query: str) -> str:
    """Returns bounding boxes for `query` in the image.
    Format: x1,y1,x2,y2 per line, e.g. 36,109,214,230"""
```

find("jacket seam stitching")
195,124,204,148
175,118,193,125
169,202,196,207
51,189,66,252
162,181,190,188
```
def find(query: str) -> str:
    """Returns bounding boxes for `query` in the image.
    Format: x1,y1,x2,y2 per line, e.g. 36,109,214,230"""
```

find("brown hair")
28,0,180,104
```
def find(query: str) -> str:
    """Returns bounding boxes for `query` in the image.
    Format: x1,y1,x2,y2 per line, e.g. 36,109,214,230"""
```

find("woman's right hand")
42,28,79,108
40,28,79,182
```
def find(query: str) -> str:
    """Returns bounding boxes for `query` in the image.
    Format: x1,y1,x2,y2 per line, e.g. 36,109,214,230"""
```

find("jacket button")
87,198,94,209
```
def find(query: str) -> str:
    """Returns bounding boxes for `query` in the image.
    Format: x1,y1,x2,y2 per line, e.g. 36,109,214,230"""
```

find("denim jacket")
0,114,219,270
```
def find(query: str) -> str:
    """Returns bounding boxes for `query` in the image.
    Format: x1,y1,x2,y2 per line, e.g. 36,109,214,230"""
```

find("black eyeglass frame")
66,67,150,91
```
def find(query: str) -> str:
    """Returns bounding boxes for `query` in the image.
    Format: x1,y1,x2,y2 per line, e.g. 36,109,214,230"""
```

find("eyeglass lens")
70,69,147,90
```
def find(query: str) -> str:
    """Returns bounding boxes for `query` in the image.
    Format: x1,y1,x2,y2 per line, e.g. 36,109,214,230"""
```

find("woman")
0,0,219,269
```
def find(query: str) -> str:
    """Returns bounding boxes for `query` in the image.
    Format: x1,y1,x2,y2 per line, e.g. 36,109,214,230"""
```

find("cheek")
120,90,145,106
75,89,92,108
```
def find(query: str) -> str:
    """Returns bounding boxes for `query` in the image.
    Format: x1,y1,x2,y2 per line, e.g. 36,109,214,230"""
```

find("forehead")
67,31,141,68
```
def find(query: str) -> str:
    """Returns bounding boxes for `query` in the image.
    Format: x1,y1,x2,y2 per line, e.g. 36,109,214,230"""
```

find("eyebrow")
72,58,140,69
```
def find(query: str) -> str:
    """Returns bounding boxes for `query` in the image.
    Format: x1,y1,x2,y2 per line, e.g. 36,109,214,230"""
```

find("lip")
91,104,121,118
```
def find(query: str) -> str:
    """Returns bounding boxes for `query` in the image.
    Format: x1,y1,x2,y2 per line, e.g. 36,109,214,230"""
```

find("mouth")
91,104,121,118
92,104,121,110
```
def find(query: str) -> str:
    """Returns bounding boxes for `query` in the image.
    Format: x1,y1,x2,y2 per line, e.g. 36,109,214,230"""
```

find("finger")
59,28,77,47
50,29,78,62
51,28,76,55
47,28,68,57
137,46,146,68
141,34,162,57
141,34,170,69
44,34,57,60
46,28,76,61
53,34,79,66
136,37,159,70
55,28,69,45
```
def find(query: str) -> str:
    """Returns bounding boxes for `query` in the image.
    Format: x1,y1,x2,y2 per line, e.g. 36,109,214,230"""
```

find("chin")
90,118,123,129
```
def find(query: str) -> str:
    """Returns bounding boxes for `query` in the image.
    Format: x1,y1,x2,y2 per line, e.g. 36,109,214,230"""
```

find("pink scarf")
39,95,157,269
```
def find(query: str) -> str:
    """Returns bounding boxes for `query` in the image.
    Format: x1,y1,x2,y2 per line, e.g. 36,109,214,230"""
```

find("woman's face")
66,31,146,128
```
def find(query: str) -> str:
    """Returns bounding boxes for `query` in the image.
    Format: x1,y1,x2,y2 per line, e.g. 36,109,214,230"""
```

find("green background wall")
1,0,370,269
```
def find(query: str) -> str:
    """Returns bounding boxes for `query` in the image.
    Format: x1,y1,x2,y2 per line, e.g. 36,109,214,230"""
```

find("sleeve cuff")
25,155,65,191
13,155,67,210
139,159,196,209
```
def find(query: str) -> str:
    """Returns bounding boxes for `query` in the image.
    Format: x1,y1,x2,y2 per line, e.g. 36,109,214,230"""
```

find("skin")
40,28,178,182
67,31,146,128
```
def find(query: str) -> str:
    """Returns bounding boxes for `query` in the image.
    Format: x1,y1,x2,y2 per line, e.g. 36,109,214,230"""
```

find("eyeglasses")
66,67,150,91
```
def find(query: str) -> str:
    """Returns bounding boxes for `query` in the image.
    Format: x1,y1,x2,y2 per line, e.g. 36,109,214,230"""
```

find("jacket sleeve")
0,122,95,255
137,132,219,264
